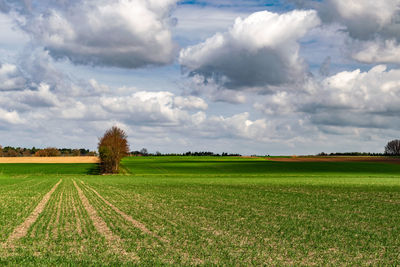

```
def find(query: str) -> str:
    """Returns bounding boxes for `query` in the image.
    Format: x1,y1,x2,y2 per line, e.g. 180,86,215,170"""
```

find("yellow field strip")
73,180,138,260
0,156,99,164
3,179,62,248
80,180,168,243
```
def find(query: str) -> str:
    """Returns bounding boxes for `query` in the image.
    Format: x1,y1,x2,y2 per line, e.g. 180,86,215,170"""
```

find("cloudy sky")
0,0,400,155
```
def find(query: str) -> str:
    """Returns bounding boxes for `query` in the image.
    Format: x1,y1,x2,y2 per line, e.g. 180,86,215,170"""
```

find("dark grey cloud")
180,9,320,90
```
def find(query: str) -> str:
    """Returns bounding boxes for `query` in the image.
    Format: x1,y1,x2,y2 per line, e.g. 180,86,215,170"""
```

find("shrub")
98,126,129,174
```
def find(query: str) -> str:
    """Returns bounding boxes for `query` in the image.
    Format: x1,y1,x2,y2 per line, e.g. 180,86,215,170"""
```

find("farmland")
0,156,400,265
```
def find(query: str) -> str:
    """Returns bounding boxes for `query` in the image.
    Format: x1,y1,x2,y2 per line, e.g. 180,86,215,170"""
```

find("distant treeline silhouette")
0,146,97,157
131,150,241,157
317,152,387,156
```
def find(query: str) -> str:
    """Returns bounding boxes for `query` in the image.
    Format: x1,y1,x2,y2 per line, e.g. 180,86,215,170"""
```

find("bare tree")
385,139,400,155
98,126,129,174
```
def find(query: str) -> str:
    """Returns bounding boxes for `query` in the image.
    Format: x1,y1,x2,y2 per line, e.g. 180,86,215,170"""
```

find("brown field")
0,156,99,164
268,156,400,164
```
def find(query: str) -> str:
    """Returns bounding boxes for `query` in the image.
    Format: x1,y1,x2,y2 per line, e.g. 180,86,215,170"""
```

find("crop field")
0,156,400,265
0,156,99,164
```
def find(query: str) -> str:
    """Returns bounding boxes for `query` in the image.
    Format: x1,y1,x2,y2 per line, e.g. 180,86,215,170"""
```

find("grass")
0,163,97,175
0,156,400,265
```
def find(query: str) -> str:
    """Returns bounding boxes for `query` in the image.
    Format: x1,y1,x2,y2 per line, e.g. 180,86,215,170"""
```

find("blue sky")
0,0,399,155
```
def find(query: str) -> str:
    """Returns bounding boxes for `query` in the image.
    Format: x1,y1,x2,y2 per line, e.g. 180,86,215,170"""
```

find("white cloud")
291,0,400,64
174,96,208,110
183,74,247,104
256,64,400,130
0,63,25,90
353,39,400,64
179,9,320,89
207,112,268,140
0,108,24,124
17,83,60,107
317,65,400,115
324,0,399,40
9,0,178,68
326,0,400,64
99,91,208,125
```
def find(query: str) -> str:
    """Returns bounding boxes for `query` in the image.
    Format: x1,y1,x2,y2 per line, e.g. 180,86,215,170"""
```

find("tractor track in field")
2,178,166,261
72,180,138,261
79,180,168,243
52,192,63,238
2,179,62,248
70,189,83,236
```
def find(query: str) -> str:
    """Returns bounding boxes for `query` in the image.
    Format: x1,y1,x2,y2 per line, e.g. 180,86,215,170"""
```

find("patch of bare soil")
81,181,167,243
268,156,400,164
73,180,138,260
3,179,62,248
0,156,99,164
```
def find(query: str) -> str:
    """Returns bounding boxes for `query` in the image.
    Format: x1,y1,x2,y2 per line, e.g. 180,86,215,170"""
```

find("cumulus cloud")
3,0,178,68
100,91,208,125
0,63,25,90
179,9,320,89
352,39,400,64
183,74,247,104
325,0,400,64
204,112,268,140
256,65,400,130
0,108,24,124
17,83,60,107
290,0,400,64
321,0,399,41
174,96,208,110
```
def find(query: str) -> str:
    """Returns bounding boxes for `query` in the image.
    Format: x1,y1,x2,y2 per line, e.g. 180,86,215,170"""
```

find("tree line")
0,146,97,157
317,139,400,157
130,150,241,157
317,152,385,156
3,127,400,175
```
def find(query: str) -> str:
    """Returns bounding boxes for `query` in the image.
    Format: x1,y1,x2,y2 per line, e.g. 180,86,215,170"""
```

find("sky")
0,0,400,155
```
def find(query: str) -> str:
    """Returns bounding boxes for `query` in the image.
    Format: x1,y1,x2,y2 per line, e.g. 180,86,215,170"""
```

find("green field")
0,156,400,265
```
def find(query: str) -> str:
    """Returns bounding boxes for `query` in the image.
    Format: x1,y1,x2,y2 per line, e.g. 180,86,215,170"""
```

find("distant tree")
31,147,39,155
35,147,61,157
72,149,81,156
87,151,97,156
385,139,400,155
140,148,148,156
22,149,31,157
0,145,2,157
6,149,18,157
98,126,129,174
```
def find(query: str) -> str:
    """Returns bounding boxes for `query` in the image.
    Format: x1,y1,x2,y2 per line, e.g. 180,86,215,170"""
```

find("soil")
0,156,99,163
